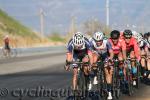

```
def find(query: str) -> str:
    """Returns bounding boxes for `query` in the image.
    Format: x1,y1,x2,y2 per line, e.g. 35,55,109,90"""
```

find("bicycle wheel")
77,69,87,99
101,68,108,100
127,70,133,96
136,62,140,89
0,49,3,58
0,48,8,58
10,48,17,58
115,69,121,99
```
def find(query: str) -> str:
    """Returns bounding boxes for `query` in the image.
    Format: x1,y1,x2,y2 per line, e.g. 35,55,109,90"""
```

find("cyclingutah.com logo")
0,86,72,98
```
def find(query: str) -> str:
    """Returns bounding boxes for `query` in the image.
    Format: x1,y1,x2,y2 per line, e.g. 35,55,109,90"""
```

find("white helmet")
132,31,141,39
137,36,143,42
72,32,84,47
93,32,104,41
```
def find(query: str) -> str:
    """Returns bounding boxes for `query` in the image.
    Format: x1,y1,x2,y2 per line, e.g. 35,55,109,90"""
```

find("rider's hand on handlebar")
64,65,70,71
64,60,71,71
88,64,92,72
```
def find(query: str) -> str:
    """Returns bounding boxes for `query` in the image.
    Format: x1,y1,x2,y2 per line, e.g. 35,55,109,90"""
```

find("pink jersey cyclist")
109,38,126,55
123,36,140,60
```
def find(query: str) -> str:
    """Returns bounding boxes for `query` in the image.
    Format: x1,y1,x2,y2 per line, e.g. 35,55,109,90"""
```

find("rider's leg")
105,63,113,90
147,58,150,71
82,56,92,90
82,55,90,76
105,63,113,99
130,51,137,74
140,49,146,76
145,48,150,78
92,52,99,75
118,52,126,79
118,52,124,70
73,68,78,90
147,55,150,78
147,50,150,71
91,52,99,84
130,51,137,85
66,53,77,90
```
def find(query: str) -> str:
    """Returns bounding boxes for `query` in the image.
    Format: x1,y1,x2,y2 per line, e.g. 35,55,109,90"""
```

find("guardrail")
0,46,66,58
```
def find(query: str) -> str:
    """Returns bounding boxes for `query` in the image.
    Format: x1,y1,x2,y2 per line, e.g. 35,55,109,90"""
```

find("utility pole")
91,17,94,34
106,0,110,27
70,16,76,35
67,16,76,41
40,8,45,37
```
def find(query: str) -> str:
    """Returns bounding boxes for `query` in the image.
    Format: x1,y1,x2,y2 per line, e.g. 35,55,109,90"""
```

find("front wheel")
10,48,17,58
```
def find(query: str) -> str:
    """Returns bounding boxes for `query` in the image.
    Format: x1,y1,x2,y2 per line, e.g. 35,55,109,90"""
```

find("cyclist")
3,35,10,53
122,29,141,86
135,35,148,78
132,31,143,40
144,33,150,79
109,30,127,77
65,32,93,91
90,32,114,100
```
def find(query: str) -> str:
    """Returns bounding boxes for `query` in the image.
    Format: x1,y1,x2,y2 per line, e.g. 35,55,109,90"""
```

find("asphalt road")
0,53,149,100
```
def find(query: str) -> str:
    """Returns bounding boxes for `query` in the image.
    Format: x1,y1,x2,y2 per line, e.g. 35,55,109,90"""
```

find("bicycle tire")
10,48,17,58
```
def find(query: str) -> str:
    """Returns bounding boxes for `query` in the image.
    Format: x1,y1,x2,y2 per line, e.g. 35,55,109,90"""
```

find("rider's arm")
86,40,94,65
121,40,127,60
88,50,93,65
133,39,141,60
107,41,114,60
66,40,73,63
145,45,149,56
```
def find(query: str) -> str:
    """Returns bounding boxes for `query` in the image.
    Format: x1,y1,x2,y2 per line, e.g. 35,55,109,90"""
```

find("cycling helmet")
110,30,120,39
93,32,104,41
144,32,149,40
123,29,132,38
72,32,84,47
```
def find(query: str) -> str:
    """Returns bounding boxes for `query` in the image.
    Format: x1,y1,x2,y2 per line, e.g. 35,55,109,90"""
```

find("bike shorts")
72,53,89,68
5,44,10,50
94,51,109,61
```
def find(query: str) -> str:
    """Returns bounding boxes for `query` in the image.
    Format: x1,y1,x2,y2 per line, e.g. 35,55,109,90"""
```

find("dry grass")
0,34,65,48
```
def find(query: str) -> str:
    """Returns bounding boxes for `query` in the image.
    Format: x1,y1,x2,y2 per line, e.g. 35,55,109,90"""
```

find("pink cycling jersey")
123,37,140,60
109,38,126,55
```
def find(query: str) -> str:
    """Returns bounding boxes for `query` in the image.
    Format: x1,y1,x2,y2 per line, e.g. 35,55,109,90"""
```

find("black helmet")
110,30,120,39
144,32,150,40
123,29,132,38
144,32,148,38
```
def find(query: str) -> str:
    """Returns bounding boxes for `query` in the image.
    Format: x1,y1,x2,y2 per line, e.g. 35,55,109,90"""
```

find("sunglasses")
112,38,119,40
94,39,103,42
125,37,131,39
125,35,132,39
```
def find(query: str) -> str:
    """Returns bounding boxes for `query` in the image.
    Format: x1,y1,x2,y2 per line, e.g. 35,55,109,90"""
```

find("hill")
0,9,46,47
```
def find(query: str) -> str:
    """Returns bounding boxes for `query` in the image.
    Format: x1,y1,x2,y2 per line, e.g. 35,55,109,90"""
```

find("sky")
0,0,149,35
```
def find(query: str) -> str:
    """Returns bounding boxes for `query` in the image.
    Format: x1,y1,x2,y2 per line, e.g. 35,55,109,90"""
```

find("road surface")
0,53,149,100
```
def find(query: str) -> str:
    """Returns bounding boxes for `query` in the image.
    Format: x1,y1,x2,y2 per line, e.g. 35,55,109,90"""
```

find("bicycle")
112,58,122,99
66,61,90,100
0,46,17,58
124,58,134,96
134,60,141,89
93,59,108,100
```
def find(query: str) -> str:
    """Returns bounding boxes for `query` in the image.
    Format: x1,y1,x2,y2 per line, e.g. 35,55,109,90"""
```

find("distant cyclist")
65,32,93,91
90,32,114,100
3,35,10,53
122,29,141,86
